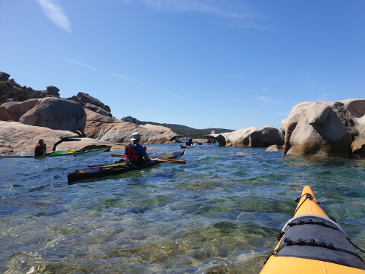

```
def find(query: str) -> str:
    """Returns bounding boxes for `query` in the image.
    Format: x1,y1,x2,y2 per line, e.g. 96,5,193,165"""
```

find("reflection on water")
1,145,365,273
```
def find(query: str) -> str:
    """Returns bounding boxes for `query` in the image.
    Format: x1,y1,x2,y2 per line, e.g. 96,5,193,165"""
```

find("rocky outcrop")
0,121,115,155
122,116,143,125
84,109,121,138
1,95,177,145
67,92,112,117
84,103,112,117
84,109,177,144
0,71,10,81
77,92,111,113
0,72,59,101
281,99,365,157
46,86,60,97
214,126,284,147
96,123,177,144
0,71,185,148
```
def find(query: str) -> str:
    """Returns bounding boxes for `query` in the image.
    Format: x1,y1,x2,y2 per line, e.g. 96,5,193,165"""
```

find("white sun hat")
131,132,142,141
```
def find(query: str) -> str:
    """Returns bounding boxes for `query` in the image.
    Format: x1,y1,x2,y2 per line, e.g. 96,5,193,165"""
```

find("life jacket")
125,144,143,165
34,144,44,156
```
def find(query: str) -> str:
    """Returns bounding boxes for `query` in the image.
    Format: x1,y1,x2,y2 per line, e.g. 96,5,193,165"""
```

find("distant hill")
121,116,233,138
143,121,233,138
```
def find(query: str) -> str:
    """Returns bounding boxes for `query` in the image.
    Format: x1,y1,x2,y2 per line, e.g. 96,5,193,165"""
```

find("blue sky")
1,0,364,130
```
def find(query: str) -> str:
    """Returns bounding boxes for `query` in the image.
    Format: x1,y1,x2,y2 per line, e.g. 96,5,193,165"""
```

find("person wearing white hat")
34,139,47,156
124,132,150,165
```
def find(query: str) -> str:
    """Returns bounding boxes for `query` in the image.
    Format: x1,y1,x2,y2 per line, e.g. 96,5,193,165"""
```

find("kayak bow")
261,186,365,274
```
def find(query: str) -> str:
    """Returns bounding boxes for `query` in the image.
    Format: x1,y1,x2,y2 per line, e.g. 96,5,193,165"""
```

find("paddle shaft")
151,158,186,164
111,154,124,157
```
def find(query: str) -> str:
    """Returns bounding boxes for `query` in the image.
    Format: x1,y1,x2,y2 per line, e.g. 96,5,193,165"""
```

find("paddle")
151,158,186,164
111,154,186,164
111,154,125,157
80,145,111,151
52,136,81,151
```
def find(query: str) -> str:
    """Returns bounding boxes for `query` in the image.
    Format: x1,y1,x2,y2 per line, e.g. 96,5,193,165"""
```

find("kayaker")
34,139,47,156
185,138,193,146
125,132,150,166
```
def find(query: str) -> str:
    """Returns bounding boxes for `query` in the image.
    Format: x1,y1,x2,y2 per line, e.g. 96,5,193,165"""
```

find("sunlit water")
1,144,365,273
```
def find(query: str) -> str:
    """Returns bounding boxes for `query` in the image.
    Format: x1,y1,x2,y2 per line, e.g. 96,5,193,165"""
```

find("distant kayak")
260,185,365,273
180,144,195,149
68,150,185,185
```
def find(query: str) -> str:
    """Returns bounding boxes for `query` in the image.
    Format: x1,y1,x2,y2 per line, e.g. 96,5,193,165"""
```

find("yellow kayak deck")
260,186,365,274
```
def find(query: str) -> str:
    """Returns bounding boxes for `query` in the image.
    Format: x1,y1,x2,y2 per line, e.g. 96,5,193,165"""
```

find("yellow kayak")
261,186,365,274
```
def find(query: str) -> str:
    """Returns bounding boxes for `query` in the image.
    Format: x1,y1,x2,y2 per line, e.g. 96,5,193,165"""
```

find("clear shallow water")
1,144,365,273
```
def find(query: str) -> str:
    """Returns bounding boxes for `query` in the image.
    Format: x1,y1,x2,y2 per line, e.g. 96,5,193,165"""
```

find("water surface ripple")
1,144,364,273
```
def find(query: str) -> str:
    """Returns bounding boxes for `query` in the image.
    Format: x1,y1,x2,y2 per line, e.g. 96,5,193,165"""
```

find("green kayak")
37,145,111,158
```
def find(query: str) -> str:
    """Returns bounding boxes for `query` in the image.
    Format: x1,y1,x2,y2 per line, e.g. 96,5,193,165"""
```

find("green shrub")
0,82,45,103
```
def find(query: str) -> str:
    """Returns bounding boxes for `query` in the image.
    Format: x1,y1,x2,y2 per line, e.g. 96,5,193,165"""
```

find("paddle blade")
111,154,124,157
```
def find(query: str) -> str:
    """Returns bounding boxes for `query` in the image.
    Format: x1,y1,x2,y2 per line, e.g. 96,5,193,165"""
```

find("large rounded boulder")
281,99,365,157
1,99,39,121
0,106,12,121
215,126,284,147
19,97,86,134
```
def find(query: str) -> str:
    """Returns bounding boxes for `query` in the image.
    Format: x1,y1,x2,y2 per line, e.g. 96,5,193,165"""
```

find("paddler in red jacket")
125,132,150,166
34,139,47,156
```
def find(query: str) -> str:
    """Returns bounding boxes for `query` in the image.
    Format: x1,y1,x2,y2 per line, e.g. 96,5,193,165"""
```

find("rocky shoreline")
1,71,364,158
210,99,365,157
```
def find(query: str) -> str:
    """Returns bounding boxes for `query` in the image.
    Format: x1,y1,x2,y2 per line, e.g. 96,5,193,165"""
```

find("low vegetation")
0,81,45,103
122,116,233,138
145,122,233,138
